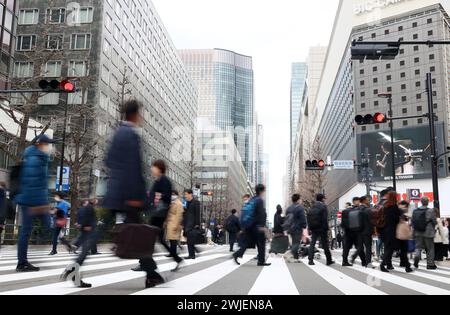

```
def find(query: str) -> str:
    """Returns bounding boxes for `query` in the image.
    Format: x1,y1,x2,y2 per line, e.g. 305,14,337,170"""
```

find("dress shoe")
257,262,272,267
16,262,40,273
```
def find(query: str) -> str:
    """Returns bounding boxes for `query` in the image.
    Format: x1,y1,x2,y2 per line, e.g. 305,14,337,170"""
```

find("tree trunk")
17,112,30,156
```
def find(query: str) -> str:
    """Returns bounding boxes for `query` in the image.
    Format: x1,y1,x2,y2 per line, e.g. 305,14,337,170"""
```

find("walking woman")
380,191,413,273
273,205,284,235
164,190,184,271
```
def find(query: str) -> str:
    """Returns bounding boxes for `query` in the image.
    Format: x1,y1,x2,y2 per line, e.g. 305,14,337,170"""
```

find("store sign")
354,0,415,15
408,189,421,201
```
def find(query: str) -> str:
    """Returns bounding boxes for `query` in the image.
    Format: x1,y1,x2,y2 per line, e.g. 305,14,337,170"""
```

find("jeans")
290,231,302,260
186,230,198,258
18,206,51,265
229,232,237,252
415,236,435,267
346,232,366,266
76,230,98,266
309,230,332,263
52,226,70,252
235,226,266,264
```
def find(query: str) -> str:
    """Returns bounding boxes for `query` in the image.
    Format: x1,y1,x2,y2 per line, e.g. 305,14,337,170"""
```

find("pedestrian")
73,200,100,255
60,198,98,288
336,231,343,249
15,135,57,272
358,196,375,268
396,200,413,273
225,209,241,252
341,197,366,267
164,190,185,271
433,213,447,262
183,189,201,260
284,194,307,262
273,205,284,235
49,192,73,256
102,100,164,288
307,194,334,266
0,182,6,245
412,197,437,270
233,184,271,267
444,219,450,260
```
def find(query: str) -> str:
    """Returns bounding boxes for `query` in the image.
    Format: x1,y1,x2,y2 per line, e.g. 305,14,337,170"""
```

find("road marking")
0,254,228,295
132,255,253,295
347,261,450,295
302,259,386,295
248,257,299,295
0,254,115,267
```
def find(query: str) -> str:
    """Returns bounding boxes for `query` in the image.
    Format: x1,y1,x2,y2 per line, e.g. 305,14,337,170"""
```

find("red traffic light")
318,160,326,168
60,80,75,93
374,113,387,124
306,160,325,170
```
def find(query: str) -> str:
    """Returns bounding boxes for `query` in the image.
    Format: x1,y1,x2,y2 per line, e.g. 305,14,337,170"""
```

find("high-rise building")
298,0,450,215
179,49,255,184
256,123,266,185
13,0,198,194
290,62,307,154
0,0,17,89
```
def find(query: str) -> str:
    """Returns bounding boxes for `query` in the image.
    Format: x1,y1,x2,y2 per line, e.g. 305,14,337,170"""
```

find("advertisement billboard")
357,124,446,182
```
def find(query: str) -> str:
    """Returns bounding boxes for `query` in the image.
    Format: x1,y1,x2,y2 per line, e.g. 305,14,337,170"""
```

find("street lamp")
378,93,396,192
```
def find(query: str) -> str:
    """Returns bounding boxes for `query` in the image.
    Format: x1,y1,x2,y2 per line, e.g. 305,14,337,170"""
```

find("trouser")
18,206,51,265
361,235,373,265
52,226,70,252
309,230,332,263
229,232,237,251
337,241,342,249
344,231,366,266
186,230,198,258
151,217,182,263
75,230,98,266
375,239,383,259
398,240,411,268
234,226,266,264
290,231,302,260
414,236,435,267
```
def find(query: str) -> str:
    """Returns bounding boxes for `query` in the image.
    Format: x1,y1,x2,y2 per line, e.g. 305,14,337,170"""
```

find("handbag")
113,224,160,259
396,219,412,241
55,217,68,228
152,201,169,219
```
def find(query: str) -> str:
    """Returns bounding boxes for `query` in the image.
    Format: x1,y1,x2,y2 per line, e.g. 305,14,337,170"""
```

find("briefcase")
113,224,160,259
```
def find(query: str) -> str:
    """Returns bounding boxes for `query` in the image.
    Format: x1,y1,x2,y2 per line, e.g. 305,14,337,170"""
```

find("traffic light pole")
426,73,440,210
387,96,397,192
58,97,69,192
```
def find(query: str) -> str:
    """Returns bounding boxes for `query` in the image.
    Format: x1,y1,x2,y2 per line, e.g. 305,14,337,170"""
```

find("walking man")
49,192,72,256
183,189,201,260
307,194,334,266
341,197,366,267
357,196,374,268
15,135,56,272
225,209,241,252
233,184,271,267
284,194,307,262
412,197,437,270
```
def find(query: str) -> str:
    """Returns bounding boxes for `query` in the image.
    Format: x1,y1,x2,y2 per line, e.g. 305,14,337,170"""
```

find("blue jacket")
103,122,146,211
15,146,50,207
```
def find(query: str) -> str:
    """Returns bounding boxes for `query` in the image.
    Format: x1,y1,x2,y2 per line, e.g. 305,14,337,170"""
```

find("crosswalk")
1,246,450,295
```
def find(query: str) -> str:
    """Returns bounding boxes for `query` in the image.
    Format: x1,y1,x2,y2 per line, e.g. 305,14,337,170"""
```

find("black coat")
77,204,97,228
225,215,241,234
184,198,200,232
149,175,172,209
360,205,374,237
0,188,6,225
253,197,267,227
273,213,284,234
103,122,146,211
285,204,307,234
382,204,402,248
311,201,329,232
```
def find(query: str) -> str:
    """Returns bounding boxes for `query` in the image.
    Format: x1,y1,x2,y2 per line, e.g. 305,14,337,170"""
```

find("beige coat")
165,198,184,241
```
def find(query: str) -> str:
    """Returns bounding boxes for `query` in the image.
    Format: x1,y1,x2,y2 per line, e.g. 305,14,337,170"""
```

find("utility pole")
426,73,440,210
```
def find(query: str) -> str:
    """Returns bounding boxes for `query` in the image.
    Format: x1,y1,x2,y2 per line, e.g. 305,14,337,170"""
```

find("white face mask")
171,195,177,202
39,144,51,154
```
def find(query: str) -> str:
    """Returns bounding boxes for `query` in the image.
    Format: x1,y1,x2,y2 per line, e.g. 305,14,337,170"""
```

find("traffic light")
202,191,214,196
351,41,400,61
355,113,387,125
305,160,326,171
38,79,76,93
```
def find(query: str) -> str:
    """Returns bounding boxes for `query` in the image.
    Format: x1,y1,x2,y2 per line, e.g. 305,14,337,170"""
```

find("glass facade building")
0,0,16,89
290,62,307,154
180,49,255,184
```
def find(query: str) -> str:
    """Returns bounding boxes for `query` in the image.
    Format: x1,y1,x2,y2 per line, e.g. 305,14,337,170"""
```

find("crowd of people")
4,98,449,290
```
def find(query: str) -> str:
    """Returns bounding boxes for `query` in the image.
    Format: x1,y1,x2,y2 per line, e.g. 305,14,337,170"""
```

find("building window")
105,13,112,31
387,86,392,92
68,90,87,105
427,18,433,24
386,75,392,81
14,62,34,78
418,119,423,124
101,65,109,83
430,66,436,72
360,69,364,75
400,60,405,66
46,35,63,50
43,61,62,77
417,106,423,112
19,9,39,25
403,120,408,126
70,34,91,50
70,7,94,24
361,103,366,109
360,80,365,86
416,94,422,100
402,108,407,114
416,81,421,87
399,49,404,55
398,26,403,31
69,61,89,77
428,30,433,36
46,8,66,24
402,96,407,102
17,35,36,51
414,46,419,51
386,63,391,69
385,29,389,35
371,33,376,39
414,57,420,63
373,89,378,95
412,22,418,28
374,101,379,107
413,34,418,39
415,69,420,75
373,78,378,83
429,54,435,60
400,72,406,78
401,84,406,90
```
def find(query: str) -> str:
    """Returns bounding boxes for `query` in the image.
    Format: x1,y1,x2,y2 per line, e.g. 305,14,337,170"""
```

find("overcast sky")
152,0,340,217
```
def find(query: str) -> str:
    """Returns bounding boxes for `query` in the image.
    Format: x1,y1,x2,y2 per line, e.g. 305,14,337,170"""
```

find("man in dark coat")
15,135,56,272
183,189,201,259
341,197,366,267
102,100,163,289
285,194,307,260
356,196,375,268
308,194,334,266
233,184,271,267
225,209,241,252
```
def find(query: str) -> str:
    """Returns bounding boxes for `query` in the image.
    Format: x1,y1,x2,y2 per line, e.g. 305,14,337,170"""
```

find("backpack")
225,216,238,233
370,204,385,229
307,205,323,231
412,208,428,232
348,209,363,232
240,199,257,229
282,212,295,233
9,163,22,200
